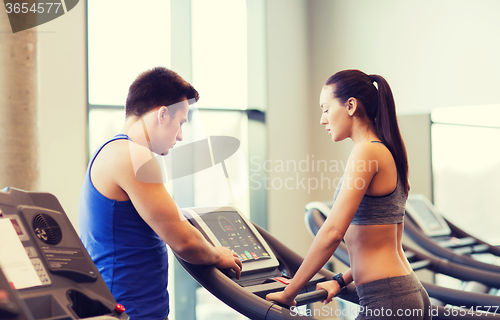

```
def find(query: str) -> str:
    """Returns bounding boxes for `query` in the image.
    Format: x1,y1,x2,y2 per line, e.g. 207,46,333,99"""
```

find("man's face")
153,99,189,156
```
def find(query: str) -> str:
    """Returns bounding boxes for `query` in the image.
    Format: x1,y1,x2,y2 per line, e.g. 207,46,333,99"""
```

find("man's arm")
114,142,241,276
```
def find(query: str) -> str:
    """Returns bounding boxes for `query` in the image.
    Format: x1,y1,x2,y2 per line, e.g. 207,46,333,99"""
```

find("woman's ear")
346,97,358,117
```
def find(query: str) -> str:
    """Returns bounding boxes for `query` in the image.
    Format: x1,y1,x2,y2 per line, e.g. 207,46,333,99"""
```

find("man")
79,67,242,319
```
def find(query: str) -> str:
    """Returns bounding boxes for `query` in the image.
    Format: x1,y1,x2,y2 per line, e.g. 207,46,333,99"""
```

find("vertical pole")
0,13,39,191
247,0,268,230
170,1,198,319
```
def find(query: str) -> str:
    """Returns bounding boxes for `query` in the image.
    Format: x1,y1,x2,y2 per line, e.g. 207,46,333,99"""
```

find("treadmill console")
181,207,279,275
0,187,128,320
405,194,451,237
177,206,331,319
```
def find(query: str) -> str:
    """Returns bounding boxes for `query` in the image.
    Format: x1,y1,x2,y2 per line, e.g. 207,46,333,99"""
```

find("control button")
26,247,38,258
244,251,252,259
30,258,51,286
115,304,126,313
274,277,291,285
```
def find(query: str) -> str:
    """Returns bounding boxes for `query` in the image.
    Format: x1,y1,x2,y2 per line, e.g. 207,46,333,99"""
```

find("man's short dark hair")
125,67,199,117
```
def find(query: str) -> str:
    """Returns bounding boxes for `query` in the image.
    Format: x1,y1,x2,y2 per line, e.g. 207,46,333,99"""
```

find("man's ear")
346,97,358,117
157,106,169,123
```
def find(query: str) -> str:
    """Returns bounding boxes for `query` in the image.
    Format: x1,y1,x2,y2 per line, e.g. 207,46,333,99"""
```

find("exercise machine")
0,187,129,320
405,195,500,274
177,206,499,319
176,206,358,320
304,202,500,317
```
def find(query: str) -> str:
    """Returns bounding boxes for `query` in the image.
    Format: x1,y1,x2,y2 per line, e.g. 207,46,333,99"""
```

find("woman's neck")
350,119,379,144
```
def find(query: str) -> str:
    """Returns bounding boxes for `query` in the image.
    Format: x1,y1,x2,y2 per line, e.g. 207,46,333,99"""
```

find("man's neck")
120,115,150,149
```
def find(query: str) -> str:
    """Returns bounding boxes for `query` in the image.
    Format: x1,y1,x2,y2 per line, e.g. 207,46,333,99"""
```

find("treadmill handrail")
422,282,500,311
253,223,359,305
174,220,359,320
403,243,500,288
404,216,500,273
443,217,500,257
304,207,500,310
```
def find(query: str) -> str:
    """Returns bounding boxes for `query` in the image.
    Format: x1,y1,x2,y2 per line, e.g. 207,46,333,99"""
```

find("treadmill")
404,194,500,274
304,201,500,316
176,206,499,319
0,187,129,320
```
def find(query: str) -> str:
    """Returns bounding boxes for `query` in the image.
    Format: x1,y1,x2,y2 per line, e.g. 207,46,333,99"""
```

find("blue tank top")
79,134,169,319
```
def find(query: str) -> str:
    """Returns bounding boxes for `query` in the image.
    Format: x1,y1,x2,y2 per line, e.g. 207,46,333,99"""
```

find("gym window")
87,0,171,154
431,105,500,246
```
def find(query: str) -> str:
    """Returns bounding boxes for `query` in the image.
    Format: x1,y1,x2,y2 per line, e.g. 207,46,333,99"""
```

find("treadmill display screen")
200,211,271,262
407,199,443,231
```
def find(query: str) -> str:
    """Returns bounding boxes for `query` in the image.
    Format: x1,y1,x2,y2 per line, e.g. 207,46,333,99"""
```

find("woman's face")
319,85,352,142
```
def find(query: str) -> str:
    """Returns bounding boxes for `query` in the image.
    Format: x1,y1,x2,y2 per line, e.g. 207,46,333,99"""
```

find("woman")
266,70,431,319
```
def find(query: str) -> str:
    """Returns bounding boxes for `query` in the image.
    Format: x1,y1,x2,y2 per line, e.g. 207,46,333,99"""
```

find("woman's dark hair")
126,67,199,117
326,69,409,196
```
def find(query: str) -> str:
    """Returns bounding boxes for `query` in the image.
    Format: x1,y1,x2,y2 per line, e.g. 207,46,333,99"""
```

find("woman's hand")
316,280,341,304
265,291,297,307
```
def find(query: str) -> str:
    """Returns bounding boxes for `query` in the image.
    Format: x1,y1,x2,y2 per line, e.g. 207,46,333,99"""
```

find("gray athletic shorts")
355,272,432,319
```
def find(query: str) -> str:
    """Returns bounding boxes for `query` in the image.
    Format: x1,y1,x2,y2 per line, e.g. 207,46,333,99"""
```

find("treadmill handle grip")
295,289,328,306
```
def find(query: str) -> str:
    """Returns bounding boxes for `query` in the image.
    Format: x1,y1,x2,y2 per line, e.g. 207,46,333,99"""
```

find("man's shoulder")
98,140,164,184
91,139,166,202
94,139,132,167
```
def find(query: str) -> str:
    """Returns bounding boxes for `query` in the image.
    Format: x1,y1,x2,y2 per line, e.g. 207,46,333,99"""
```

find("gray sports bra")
333,143,407,225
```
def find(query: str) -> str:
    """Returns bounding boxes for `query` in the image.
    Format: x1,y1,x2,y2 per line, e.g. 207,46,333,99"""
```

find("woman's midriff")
344,223,413,286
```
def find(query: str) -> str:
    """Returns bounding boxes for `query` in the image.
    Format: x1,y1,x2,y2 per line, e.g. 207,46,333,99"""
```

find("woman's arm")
316,269,353,304
266,142,378,306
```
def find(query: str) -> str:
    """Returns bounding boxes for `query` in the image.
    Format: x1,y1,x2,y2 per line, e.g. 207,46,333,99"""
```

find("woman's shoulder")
350,141,383,159
349,141,394,170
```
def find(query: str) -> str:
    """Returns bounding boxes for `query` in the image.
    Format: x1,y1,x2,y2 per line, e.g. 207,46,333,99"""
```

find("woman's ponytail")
370,74,409,196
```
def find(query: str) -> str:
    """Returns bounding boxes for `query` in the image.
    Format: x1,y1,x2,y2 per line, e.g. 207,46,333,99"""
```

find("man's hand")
214,247,242,279
316,280,341,304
